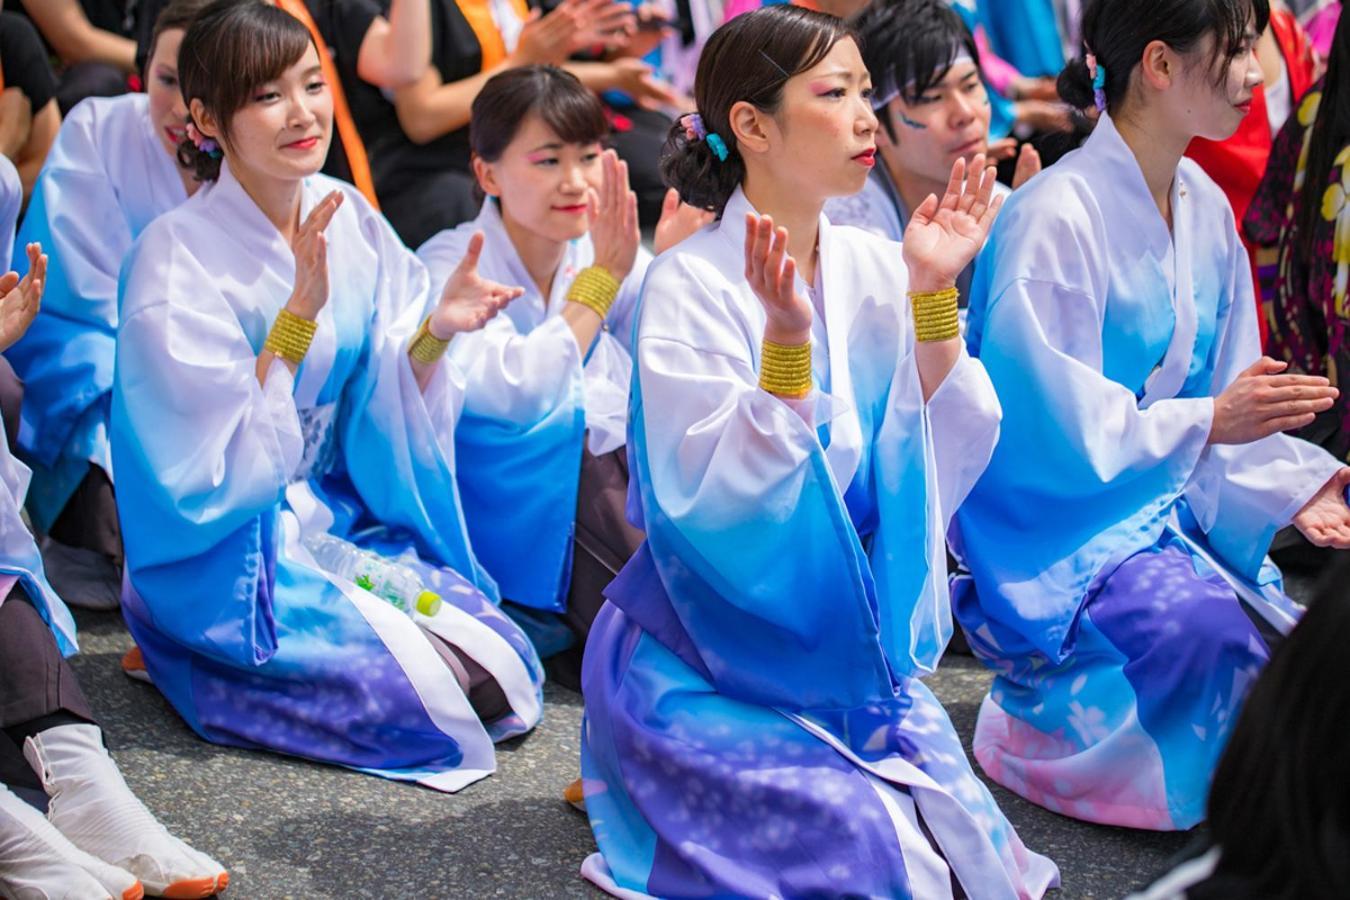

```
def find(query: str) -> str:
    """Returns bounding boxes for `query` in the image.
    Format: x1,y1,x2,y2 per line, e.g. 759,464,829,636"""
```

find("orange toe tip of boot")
562,777,586,812
161,875,223,899
123,882,146,900
216,872,230,894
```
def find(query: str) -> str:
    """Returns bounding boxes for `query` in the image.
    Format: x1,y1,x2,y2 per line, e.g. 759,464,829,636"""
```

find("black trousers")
0,591,95,790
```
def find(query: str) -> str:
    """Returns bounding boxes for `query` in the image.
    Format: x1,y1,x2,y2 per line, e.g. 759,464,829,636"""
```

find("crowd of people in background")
0,0,1348,897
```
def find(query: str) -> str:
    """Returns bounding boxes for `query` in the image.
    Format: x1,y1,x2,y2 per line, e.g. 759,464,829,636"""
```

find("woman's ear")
190,98,221,141
1137,39,1175,92
472,154,499,198
728,100,772,157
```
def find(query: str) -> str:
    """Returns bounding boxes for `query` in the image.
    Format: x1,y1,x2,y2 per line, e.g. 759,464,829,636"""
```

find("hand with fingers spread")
429,231,525,338
588,149,640,283
744,214,812,346
653,187,714,255
0,243,46,353
1293,467,1350,549
286,191,344,320
1209,357,1340,445
902,153,1004,292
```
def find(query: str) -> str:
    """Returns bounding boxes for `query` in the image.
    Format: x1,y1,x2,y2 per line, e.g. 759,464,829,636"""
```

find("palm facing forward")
901,154,1003,291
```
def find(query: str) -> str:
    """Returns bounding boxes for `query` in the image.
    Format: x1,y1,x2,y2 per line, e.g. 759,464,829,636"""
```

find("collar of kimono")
273,0,380,210
1084,113,1178,260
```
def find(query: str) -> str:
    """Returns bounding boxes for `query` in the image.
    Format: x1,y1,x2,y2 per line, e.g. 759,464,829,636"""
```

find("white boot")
0,780,143,900
22,724,227,898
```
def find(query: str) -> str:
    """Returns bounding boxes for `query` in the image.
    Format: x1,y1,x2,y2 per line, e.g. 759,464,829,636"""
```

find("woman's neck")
1113,106,1188,229
230,159,305,242
880,145,945,224
500,204,567,300
742,170,822,285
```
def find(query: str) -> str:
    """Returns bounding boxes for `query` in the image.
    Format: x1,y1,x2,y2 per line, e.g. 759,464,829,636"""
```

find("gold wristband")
758,338,813,399
409,315,451,365
567,266,621,319
264,308,318,364
909,287,960,343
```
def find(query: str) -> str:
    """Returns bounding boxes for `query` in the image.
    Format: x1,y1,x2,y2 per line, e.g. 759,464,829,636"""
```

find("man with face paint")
826,0,1031,303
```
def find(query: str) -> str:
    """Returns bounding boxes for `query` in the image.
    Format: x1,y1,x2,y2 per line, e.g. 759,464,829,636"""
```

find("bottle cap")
416,590,443,617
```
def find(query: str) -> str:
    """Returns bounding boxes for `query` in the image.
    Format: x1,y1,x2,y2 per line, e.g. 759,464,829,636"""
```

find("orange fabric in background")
454,0,530,72
274,0,380,209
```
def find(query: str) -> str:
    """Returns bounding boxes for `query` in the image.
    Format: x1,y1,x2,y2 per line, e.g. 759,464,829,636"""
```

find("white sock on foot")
0,779,143,900
22,724,226,898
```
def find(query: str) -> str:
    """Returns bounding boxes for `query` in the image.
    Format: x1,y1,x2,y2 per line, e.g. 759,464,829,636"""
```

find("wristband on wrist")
567,266,621,319
909,287,960,342
758,338,813,399
408,315,451,365
264,308,318,364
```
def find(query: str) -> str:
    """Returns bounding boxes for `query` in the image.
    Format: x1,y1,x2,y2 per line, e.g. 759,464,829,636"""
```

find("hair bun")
659,122,744,215
176,135,222,183
1057,57,1097,110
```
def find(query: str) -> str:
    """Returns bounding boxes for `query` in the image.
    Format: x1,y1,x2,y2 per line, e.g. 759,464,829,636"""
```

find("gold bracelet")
758,338,813,399
408,315,451,365
567,266,620,319
909,287,960,343
264,309,318,364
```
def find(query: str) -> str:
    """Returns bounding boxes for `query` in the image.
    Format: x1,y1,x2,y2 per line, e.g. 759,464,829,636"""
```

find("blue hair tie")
706,132,730,162
1087,52,1107,112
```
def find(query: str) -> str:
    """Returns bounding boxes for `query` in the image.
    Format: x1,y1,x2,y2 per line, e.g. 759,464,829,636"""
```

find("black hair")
469,65,610,162
1187,559,1350,900
661,5,856,215
140,0,216,78
1297,10,1350,263
176,0,315,182
1058,0,1270,115
851,0,981,142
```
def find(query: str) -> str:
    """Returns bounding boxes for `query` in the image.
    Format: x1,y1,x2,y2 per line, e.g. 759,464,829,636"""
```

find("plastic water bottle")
304,533,443,617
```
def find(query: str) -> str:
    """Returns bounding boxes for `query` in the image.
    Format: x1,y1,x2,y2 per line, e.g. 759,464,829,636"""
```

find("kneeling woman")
112,1,543,791
579,7,1058,897
417,66,656,671
954,0,1350,830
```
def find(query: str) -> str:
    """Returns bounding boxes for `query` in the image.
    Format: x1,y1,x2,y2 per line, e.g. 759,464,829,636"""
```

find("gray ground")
75,578,1311,900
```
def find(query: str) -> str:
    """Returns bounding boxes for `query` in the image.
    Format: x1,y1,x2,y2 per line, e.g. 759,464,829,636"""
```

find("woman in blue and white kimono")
112,2,543,792
579,7,1059,897
955,0,1350,831
6,0,210,597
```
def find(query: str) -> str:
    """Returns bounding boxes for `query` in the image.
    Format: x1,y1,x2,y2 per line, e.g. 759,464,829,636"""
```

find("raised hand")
516,0,635,64
1294,467,1350,549
429,231,524,337
1209,357,1338,445
1012,143,1042,190
902,154,1003,292
744,214,811,345
588,149,640,282
653,188,714,254
0,243,46,353
287,191,344,320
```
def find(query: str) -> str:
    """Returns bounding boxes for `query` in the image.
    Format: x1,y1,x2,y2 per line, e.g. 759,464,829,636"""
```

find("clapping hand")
1294,467,1350,549
901,154,1003,292
286,191,344,320
744,214,811,345
588,150,640,281
428,232,524,337
0,243,45,353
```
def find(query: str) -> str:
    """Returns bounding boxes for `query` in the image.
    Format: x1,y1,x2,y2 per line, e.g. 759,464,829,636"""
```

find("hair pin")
758,49,791,79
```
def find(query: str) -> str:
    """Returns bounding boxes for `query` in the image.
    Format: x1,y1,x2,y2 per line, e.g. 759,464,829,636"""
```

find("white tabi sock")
22,724,227,898
0,779,143,900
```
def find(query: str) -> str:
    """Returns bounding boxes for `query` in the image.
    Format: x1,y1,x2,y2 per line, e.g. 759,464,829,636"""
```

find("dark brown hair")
470,65,610,162
1058,0,1270,114
176,0,314,181
662,5,856,215
141,0,216,77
